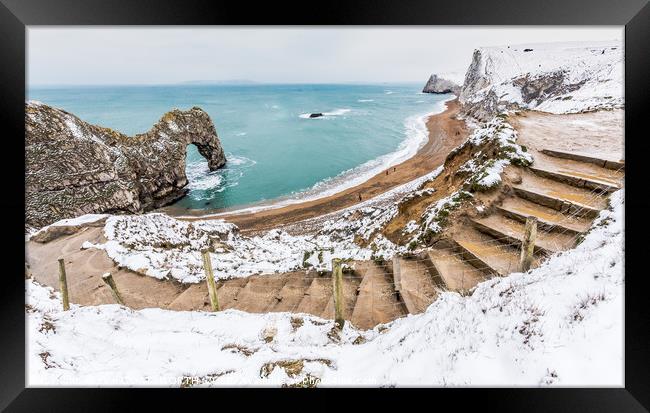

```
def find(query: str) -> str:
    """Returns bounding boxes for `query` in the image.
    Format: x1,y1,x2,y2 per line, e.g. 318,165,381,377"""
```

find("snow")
28,214,108,241
166,120,181,132
437,71,466,86
50,213,108,227
419,190,473,238
25,40,625,386
64,116,85,139
462,41,623,114
404,115,531,245
86,213,373,282
26,190,624,386
80,164,446,283
402,220,420,235
62,113,110,147
79,112,531,281
461,115,533,189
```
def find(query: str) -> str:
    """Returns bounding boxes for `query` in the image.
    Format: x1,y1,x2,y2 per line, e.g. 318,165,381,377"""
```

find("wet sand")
175,99,469,232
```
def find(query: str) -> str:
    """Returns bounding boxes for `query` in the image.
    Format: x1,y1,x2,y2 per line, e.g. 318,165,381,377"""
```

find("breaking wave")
299,108,352,119
185,154,256,200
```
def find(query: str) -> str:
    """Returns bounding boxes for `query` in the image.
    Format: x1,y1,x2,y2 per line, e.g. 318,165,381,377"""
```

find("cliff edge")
457,41,623,121
25,102,226,228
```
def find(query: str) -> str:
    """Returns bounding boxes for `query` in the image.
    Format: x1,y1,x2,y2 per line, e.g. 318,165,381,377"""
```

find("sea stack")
25,101,226,228
422,74,461,95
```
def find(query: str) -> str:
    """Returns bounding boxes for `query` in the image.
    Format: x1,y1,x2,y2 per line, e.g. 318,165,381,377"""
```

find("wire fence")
48,161,622,329
203,166,622,323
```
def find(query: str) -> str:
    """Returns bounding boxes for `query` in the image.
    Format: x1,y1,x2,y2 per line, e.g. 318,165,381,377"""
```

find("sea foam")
299,108,352,119
199,95,454,216
186,154,256,199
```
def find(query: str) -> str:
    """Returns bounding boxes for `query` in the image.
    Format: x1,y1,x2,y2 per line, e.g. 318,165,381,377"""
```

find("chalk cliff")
25,102,226,228
457,41,623,121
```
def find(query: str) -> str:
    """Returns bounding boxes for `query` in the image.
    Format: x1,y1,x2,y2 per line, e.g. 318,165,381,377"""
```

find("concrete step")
392,256,440,314
471,214,577,255
350,261,408,329
530,152,623,193
268,271,315,313
498,196,592,236
321,272,362,320
540,148,624,171
529,167,620,193
294,275,333,317
167,283,211,311
451,227,539,276
512,171,608,218
231,274,290,313
426,248,487,293
216,277,250,310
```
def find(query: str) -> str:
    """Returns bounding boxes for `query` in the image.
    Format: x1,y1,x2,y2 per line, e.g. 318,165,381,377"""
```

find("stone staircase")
177,148,622,329
36,145,620,329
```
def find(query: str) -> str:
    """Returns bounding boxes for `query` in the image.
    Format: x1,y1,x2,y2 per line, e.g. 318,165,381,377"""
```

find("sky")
27,27,623,86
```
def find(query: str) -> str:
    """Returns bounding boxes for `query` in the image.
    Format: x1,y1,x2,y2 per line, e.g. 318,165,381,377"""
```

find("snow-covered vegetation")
459,115,533,190
27,190,623,386
85,213,370,283
406,115,531,245
80,167,445,283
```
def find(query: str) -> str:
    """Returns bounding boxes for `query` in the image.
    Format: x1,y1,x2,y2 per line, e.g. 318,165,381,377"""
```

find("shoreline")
174,98,469,232
164,94,455,219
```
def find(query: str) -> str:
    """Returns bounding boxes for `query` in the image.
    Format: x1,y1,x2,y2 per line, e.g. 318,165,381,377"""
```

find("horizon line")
28,80,429,88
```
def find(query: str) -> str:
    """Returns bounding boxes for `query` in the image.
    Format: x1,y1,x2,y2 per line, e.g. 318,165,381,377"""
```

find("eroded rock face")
25,101,226,228
422,74,461,95
457,43,623,121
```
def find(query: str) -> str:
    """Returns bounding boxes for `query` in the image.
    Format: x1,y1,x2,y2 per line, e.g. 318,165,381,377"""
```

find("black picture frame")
1,0,648,410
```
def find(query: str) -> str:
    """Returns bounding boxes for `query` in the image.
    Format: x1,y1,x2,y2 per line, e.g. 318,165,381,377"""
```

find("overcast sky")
27,27,622,86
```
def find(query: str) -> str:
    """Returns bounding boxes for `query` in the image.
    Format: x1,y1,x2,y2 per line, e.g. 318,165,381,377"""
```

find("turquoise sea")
28,84,451,212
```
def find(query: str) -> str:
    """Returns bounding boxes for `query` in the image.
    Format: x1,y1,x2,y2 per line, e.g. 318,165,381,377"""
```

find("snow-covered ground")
79,166,445,283
26,40,625,387
438,72,466,86
27,190,623,386
460,41,623,115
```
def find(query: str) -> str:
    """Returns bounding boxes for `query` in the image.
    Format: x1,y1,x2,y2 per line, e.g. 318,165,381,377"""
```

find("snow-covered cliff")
458,41,623,121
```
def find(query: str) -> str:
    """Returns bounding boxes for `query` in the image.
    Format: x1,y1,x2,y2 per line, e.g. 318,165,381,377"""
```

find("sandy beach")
172,99,469,232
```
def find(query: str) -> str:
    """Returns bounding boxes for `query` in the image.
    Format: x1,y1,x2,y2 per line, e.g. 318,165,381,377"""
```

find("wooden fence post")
519,216,538,272
102,272,125,305
57,258,70,311
332,258,345,329
201,249,220,312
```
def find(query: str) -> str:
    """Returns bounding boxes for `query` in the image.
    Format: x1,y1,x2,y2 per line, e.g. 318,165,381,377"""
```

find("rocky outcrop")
422,74,461,95
25,101,226,228
458,42,623,121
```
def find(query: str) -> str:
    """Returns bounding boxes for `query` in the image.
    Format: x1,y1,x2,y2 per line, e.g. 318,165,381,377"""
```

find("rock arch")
25,102,227,228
